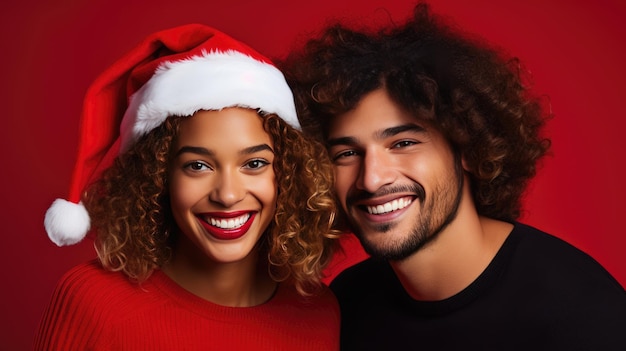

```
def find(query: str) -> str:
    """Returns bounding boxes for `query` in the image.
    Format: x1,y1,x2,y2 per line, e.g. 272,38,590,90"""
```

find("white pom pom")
44,199,91,246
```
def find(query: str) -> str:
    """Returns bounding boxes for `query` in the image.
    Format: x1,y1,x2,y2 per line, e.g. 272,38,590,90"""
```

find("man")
282,2,626,350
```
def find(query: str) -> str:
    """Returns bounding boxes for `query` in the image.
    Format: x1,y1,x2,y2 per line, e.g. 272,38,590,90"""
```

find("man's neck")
389,200,512,301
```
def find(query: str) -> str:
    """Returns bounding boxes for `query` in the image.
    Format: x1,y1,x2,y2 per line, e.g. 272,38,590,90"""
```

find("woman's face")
168,108,277,264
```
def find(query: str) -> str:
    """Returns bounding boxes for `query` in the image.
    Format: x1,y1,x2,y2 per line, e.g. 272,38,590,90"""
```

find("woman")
35,24,340,350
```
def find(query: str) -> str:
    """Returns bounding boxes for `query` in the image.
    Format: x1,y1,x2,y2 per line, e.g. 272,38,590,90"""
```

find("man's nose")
356,149,396,193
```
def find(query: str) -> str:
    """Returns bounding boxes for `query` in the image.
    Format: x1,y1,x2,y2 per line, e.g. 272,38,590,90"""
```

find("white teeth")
366,198,412,215
207,213,250,229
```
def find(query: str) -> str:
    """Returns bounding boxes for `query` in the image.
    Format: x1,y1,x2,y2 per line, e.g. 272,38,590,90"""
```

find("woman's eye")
244,159,270,170
185,161,210,171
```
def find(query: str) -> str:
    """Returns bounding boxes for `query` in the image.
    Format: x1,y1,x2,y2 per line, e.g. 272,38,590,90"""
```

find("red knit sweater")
34,260,340,350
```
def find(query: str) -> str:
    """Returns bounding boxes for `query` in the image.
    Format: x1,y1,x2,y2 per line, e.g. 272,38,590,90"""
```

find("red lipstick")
197,211,257,240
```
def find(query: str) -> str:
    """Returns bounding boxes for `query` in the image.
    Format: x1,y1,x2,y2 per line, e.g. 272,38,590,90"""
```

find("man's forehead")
327,121,429,145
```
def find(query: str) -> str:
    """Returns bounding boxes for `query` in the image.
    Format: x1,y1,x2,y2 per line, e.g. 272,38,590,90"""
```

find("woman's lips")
197,211,257,240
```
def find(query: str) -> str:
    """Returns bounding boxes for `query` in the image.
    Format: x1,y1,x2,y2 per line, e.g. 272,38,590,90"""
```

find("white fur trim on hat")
44,199,91,246
119,50,299,151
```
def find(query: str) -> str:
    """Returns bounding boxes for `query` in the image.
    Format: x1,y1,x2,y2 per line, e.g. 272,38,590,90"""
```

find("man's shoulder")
514,223,614,268
511,222,625,292
512,222,597,264
329,258,393,296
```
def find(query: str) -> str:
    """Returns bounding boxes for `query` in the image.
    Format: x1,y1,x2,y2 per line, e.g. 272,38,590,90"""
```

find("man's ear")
461,154,471,172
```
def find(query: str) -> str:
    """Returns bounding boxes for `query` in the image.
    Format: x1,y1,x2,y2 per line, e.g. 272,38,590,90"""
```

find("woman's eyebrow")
240,144,274,155
175,146,213,157
175,144,274,157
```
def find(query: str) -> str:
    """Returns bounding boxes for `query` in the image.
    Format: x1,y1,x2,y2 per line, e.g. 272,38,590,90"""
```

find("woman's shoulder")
56,259,132,293
36,260,147,347
59,259,115,280
52,260,159,316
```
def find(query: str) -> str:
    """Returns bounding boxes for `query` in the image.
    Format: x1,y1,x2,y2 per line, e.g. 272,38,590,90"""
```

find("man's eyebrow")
377,124,426,139
326,124,426,147
327,136,358,148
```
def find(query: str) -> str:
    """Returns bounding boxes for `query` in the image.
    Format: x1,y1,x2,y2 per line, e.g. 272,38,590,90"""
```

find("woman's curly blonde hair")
83,110,340,296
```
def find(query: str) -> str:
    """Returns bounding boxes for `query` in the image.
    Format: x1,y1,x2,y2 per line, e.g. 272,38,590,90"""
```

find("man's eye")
333,150,358,161
393,140,418,148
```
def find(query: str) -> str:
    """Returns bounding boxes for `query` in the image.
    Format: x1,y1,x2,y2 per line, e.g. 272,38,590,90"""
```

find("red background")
2,0,625,349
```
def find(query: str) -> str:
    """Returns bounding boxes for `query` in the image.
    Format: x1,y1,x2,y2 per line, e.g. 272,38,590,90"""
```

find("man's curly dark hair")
280,2,551,222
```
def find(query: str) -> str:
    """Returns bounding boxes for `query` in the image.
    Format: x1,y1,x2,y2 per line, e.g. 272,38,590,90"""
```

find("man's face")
327,89,463,260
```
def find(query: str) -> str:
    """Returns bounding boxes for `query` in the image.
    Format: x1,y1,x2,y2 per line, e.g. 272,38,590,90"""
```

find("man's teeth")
366,198,412,215
207,214,250,229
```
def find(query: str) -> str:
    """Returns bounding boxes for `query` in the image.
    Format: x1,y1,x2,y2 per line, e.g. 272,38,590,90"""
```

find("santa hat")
44,24,299,246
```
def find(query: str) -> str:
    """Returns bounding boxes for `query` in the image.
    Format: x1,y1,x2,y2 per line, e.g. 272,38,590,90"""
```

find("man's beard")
347,158,464,261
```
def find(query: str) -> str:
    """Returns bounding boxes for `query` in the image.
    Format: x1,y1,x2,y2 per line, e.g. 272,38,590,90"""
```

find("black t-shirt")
331,222,626,350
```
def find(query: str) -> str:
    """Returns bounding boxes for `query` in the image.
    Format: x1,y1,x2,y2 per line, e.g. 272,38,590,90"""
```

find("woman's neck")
162,237,277,307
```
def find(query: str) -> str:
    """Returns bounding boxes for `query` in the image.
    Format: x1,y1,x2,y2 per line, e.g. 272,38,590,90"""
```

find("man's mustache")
346,183,425,207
